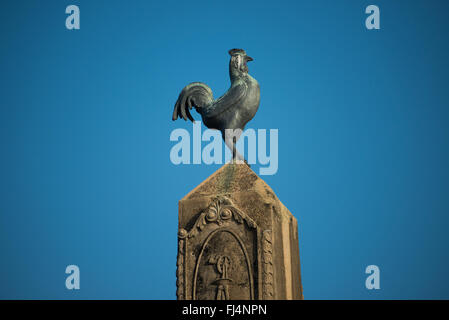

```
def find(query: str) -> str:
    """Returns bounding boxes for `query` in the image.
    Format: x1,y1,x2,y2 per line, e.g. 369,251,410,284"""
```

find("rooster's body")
172,49,260,161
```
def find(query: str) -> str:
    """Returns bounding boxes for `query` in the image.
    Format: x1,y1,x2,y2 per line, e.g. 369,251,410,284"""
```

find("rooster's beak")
246,56,254,62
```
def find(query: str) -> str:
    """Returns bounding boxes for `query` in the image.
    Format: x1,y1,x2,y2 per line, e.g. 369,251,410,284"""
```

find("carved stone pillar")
176,163,303,300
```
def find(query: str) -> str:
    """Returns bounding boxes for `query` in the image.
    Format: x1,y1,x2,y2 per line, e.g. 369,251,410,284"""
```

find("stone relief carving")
262,230,274,299
176,233,186,300
182,196,257,241
209,254,232,300
193,228,254,300
176,196,274,300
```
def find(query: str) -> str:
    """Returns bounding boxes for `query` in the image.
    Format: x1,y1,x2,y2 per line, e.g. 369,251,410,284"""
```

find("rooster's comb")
228,48,247,56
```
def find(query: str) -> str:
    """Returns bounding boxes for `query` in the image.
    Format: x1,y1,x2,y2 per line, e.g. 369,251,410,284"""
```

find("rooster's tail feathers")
172,82,213,122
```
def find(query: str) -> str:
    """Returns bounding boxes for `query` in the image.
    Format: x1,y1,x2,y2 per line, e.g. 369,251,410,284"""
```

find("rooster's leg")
223,129,246,164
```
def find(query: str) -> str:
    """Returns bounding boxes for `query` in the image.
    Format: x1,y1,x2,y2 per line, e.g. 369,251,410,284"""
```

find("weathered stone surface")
177,163,304,300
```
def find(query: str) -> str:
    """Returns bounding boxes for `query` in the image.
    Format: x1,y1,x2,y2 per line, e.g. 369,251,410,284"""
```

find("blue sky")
1,0,449,299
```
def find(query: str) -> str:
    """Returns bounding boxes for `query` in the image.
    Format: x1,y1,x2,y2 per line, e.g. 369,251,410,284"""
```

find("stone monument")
172,49,303,300
176,163,303,300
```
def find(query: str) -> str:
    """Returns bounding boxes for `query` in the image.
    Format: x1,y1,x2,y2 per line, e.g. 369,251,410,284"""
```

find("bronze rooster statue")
172,49,260,162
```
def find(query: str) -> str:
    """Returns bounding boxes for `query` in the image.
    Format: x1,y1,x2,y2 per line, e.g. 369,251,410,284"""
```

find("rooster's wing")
201,80,248,120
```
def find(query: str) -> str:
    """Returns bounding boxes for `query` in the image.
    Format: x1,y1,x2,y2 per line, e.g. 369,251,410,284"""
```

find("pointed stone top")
182,163,278,201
